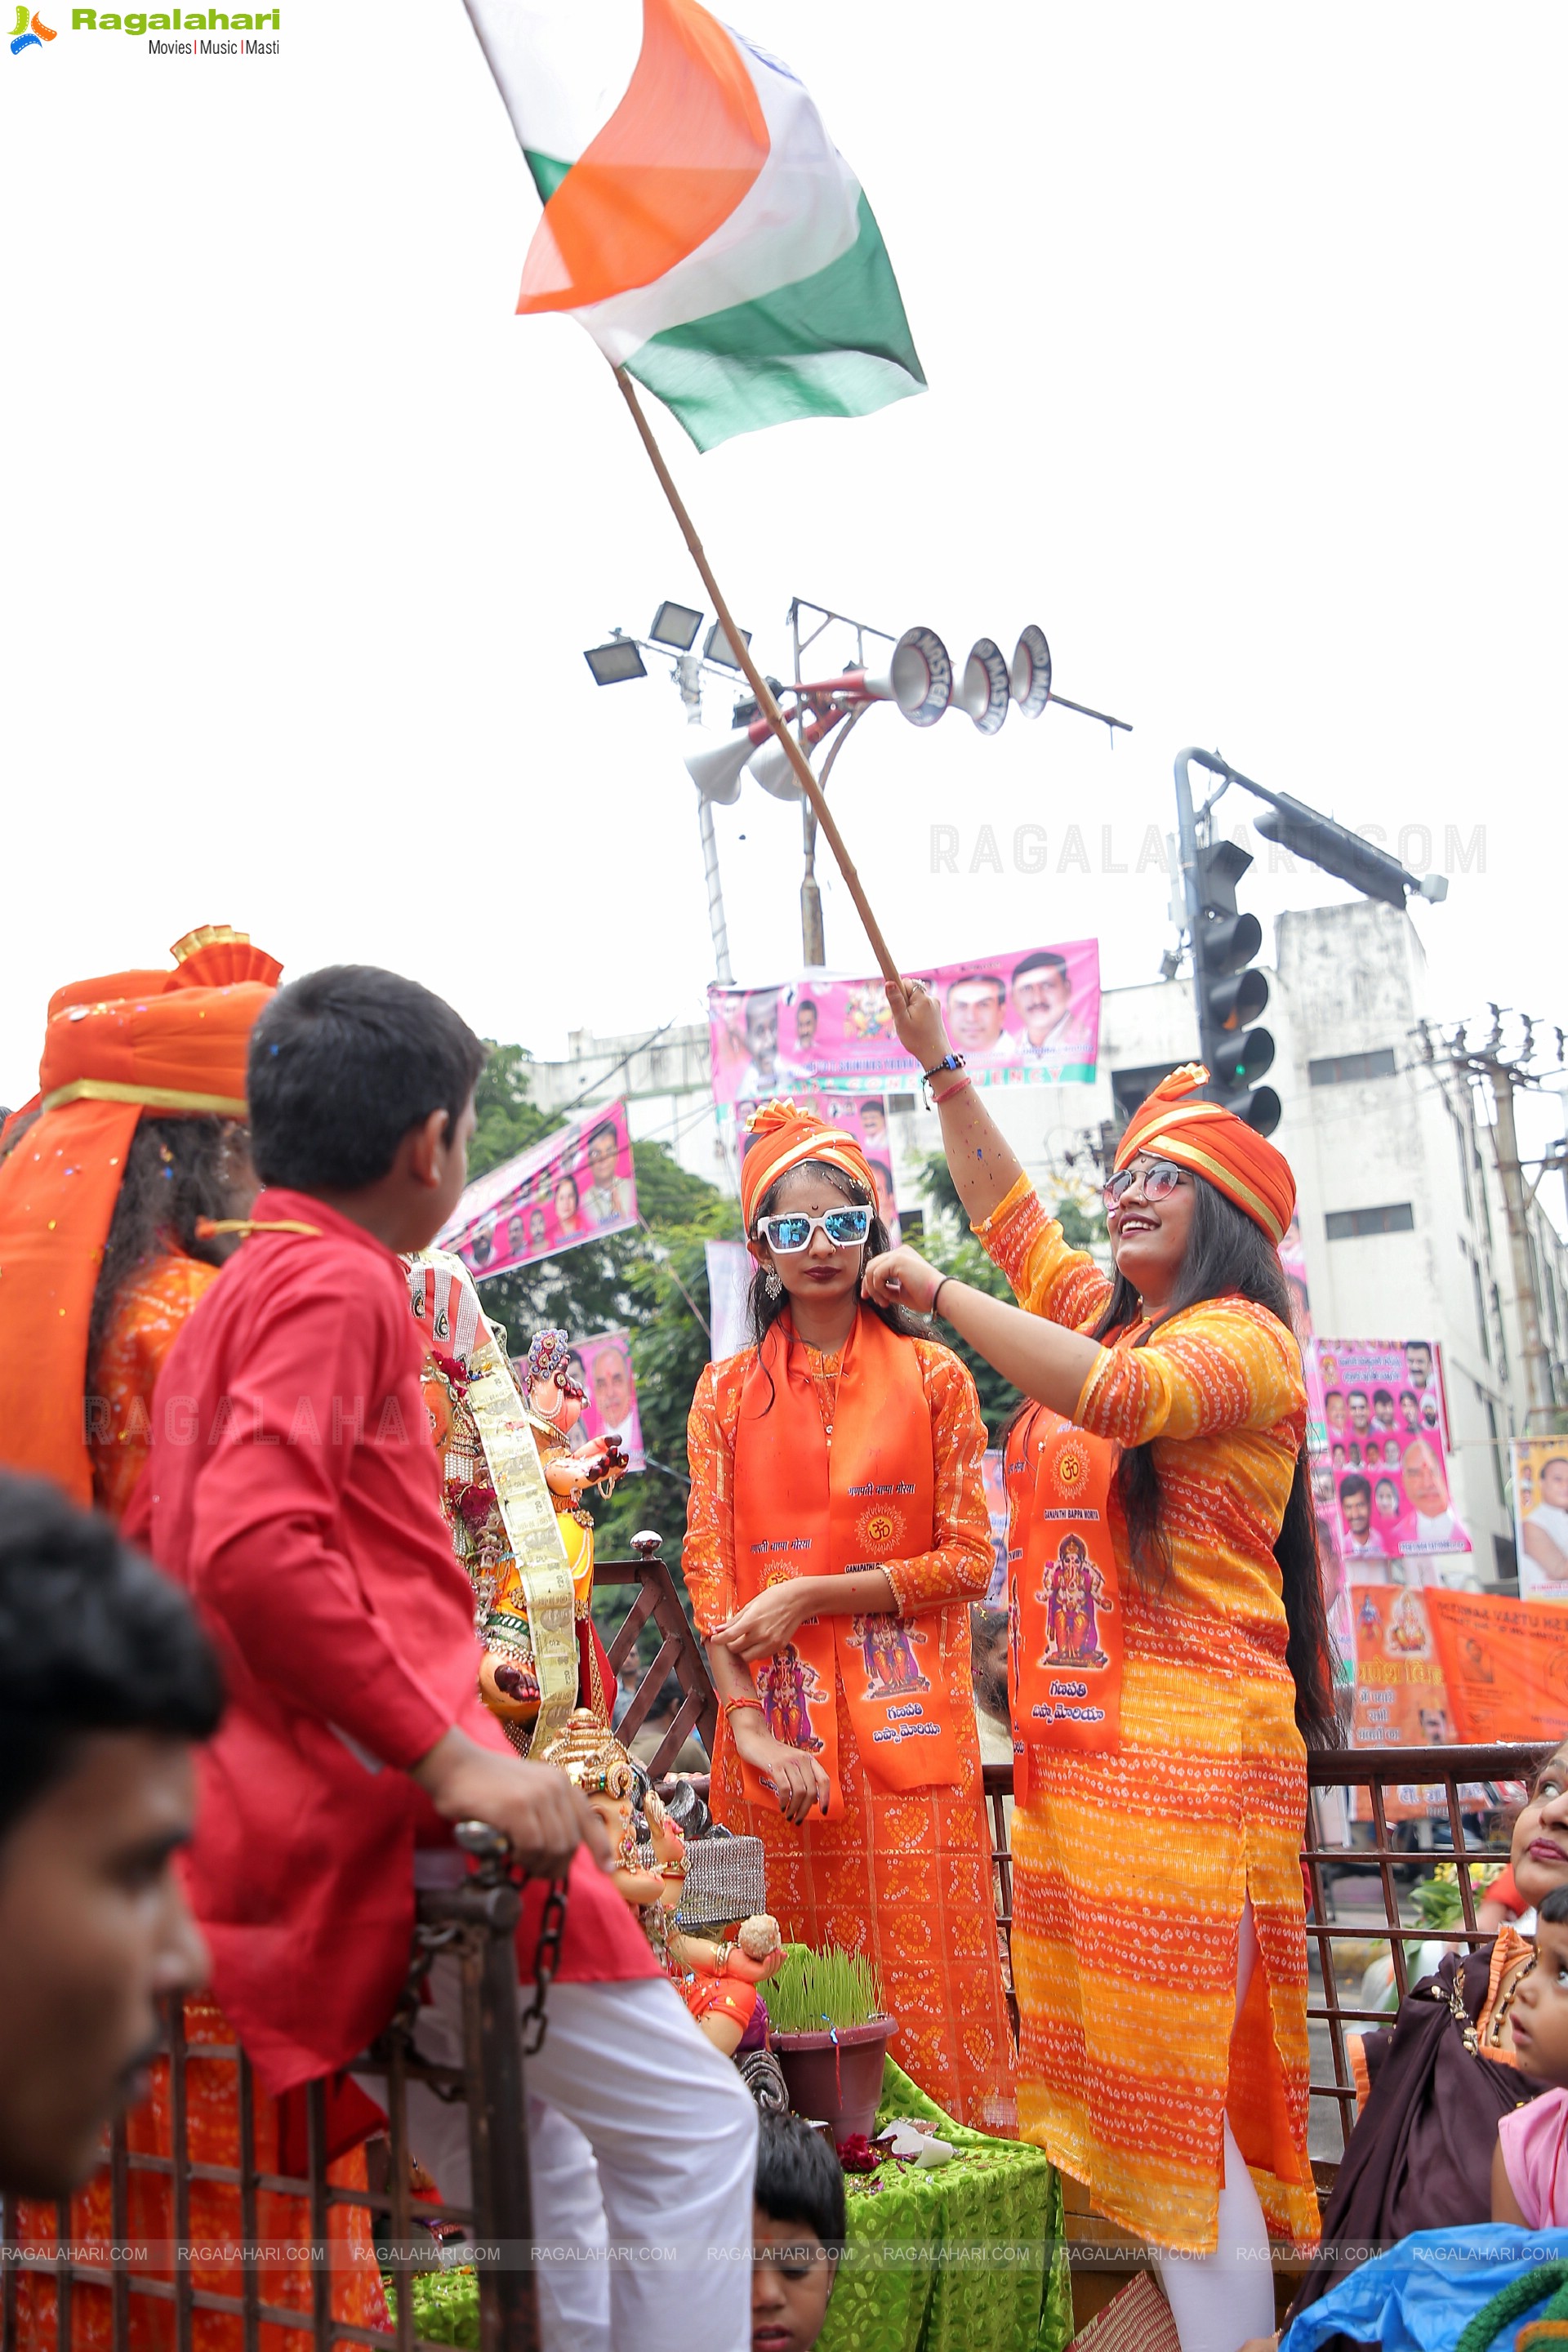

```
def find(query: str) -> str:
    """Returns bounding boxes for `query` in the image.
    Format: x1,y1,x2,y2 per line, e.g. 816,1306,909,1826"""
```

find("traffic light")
1192,837,1281,1135
1251,793,1443,911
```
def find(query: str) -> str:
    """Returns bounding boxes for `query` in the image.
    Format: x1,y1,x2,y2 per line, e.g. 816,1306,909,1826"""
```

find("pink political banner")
572,1329,644,1473
982,1448,1008,1607
734,1092,901,1244
1316,1336,1471,1575
710,940,1100,1105
439,1099,638,1281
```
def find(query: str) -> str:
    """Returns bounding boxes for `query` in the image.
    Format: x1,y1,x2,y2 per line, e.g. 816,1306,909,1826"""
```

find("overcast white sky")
4,3,1566,1183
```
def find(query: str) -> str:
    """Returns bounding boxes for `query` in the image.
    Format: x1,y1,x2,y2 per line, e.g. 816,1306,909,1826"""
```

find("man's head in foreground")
752,2112,845,2352
0,1477,220,2197
247,964,487,1254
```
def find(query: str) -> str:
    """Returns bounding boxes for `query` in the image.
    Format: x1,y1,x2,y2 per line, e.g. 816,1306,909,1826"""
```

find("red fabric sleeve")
184,1272,456,1770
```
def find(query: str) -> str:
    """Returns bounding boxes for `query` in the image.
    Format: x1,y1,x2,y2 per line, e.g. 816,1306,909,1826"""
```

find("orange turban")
739,1100,876,1235
1114,1063,1295,1247
0,926,283,1504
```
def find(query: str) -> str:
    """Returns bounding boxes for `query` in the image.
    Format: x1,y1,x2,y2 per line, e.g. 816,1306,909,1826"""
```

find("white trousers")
1153,1901,1276,2352
400,1964,758,2352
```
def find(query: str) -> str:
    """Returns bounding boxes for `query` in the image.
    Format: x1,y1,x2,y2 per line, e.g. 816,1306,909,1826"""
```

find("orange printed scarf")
1003,1402,1124,1794
729,1309,962,1820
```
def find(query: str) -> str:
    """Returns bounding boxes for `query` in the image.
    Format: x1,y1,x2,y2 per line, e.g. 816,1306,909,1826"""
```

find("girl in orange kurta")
862,1022,1339,2352
684,1102,1016,2134
6,933,389,2352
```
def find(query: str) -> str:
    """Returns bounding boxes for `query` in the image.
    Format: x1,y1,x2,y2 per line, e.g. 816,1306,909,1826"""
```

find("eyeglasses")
1102,1159,1185,1213
756,1206,872,1254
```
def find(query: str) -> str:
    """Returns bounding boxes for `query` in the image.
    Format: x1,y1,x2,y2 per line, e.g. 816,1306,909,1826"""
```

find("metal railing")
4,1513,1552,2352
0,1541,704,2352
982,1741,1551,2165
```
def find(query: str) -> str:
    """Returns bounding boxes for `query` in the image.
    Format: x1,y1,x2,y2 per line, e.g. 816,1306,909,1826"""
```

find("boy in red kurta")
128,964,756,2352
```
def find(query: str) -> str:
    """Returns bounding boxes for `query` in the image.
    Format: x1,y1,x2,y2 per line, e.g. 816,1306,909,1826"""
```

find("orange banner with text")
1348,1584,1457,1821
1425,1588,1568,1748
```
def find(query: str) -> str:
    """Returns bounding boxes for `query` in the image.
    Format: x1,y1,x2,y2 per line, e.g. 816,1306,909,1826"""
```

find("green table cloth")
820,2060,1072,2352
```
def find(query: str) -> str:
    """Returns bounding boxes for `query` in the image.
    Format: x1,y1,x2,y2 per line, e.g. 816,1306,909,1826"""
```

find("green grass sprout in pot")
382,2269,480,2347
766,1943,887,2035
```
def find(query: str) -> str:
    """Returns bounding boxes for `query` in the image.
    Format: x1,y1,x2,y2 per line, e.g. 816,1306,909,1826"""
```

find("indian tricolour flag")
461,0,926,451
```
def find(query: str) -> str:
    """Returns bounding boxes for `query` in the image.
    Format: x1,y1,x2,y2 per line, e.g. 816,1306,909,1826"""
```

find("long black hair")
87,1116,247,1368
1089,1172,1341,1749
746,1160,924,1402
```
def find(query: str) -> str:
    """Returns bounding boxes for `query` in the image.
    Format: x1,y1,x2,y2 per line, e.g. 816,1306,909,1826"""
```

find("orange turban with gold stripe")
739,1099,876,1235
1114,1064,1295,1246
0,927,283,1504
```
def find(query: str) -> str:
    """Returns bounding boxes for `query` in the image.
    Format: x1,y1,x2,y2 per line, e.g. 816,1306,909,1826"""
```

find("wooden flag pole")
612,365,905,991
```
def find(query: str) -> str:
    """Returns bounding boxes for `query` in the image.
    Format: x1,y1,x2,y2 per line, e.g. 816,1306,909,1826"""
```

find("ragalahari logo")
11,6,56,51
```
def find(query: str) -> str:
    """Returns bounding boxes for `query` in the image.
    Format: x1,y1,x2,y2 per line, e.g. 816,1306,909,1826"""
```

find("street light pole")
791,600,823,969
672,650,734,985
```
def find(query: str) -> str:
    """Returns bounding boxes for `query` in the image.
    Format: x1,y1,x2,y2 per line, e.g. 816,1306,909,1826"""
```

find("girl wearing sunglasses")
682,1100,1015,2133
860,982,1338,2352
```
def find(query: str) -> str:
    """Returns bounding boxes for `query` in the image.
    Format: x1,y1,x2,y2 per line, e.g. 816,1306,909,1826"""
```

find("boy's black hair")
754,2114,846,2256
0,1475,223,1846
1538,1884,1568,1929
247,966,486,1194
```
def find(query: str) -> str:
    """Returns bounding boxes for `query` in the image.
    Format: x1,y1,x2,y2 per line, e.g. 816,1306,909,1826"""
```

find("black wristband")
921,1052,965,1084
930,1277,951,1320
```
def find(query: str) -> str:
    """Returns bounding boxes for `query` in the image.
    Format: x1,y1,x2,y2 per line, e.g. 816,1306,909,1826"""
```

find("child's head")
1510,1744,1568,1912
752,2114,844,2352
247,967,484,1249
1508,1882,1568,2085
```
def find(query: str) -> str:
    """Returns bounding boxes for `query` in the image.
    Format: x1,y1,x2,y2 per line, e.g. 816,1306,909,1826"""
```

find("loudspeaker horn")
683,714,773,804
951,638,1010,734
795,625,954,727
746,706,847,801
1009,625,1053,719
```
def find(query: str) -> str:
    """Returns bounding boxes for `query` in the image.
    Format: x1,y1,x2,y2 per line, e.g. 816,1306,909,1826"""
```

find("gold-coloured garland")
424,1249,579,1755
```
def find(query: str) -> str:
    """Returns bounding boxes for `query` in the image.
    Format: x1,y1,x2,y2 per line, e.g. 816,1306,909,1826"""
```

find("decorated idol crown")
526,1327,584,1397
538,1708,638,1800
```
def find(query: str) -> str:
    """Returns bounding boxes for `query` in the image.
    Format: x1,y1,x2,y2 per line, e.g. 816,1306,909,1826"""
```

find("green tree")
912,1152,1107,1441
461,1048,742,1645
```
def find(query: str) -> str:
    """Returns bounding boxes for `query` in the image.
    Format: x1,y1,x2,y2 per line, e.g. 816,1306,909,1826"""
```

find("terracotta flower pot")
769,2017,894,2144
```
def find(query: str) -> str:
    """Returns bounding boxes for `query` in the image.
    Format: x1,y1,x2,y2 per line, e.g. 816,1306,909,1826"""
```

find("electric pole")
1422,1009,1566,1426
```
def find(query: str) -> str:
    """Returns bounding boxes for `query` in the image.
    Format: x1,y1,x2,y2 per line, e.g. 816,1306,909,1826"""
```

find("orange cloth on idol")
738,1098,875,1232
1114,1063,1295,1245
0,927,281,1506
977,1174,1316,2252
684,1316,1017,2133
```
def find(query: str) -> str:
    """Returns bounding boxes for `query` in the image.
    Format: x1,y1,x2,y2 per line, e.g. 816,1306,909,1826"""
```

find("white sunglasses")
755,1206,872,1254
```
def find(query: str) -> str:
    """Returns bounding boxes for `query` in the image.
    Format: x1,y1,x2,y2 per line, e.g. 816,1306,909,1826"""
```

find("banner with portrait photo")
733,1093,901,1245
709,939,1100,1106
439,1099,639,1281
1426,1588,1568,1745
1515,1437,1568,1602
571,1329,644,1474
1348,1584,1458,1820
1316,1336,1470,1573
982,1447,1008,1607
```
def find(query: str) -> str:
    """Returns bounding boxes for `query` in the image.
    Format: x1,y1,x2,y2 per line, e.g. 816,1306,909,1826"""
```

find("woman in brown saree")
1288,1743,1568,2321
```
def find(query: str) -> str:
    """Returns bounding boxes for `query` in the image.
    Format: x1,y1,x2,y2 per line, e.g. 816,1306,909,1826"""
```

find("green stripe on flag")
625,192,925,452
523,149,571,205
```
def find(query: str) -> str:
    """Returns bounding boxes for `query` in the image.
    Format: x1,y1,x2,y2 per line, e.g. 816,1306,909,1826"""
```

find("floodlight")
583,638,648,686
648,600,703,652
703,620,752,670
